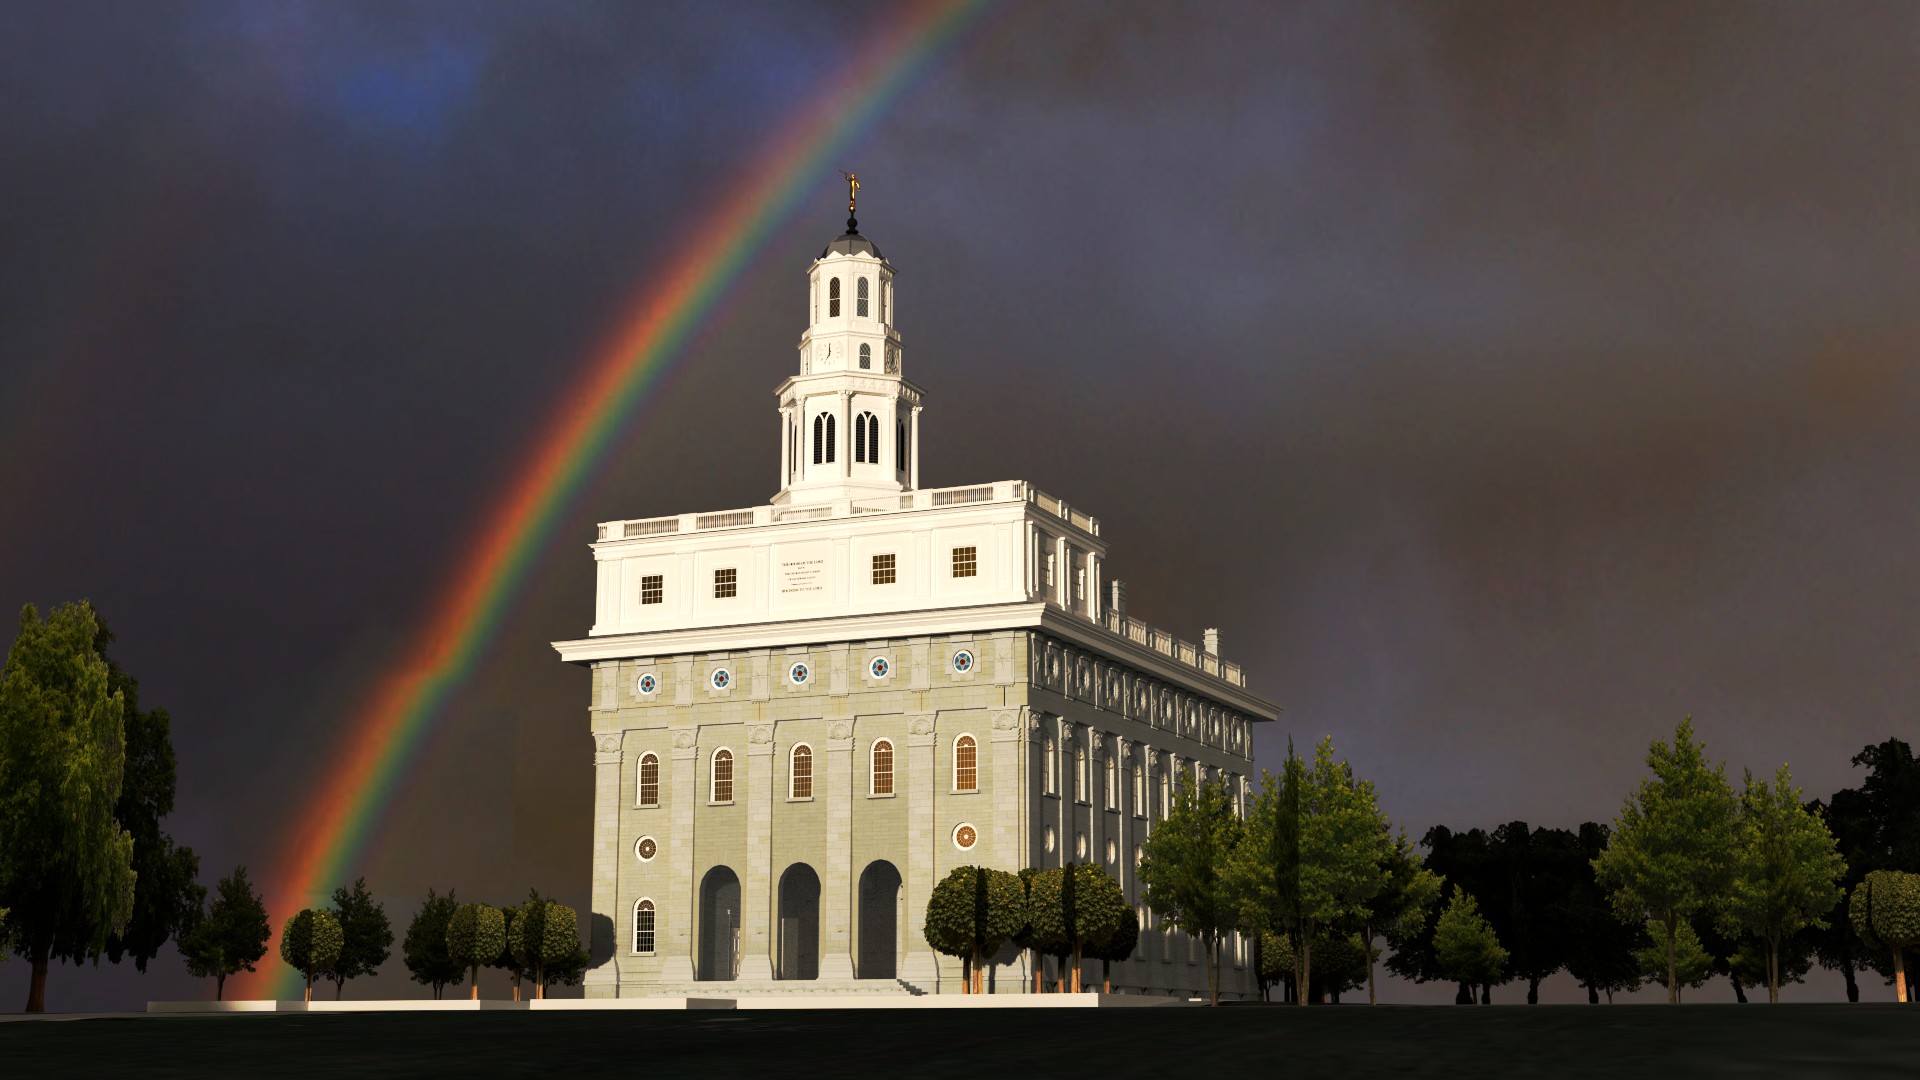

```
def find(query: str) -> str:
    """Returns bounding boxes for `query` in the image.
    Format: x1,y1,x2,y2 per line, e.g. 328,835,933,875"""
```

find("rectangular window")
952,546,977,578
633,902,655,955
713,568,736,598
791,746,813,799
638,755,659,807
1076,568,1086,601
640,575,664,605
872,553,896,585
871,742,894,796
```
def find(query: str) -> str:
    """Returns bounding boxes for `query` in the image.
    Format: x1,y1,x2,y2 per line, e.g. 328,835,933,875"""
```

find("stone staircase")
636,977,928,998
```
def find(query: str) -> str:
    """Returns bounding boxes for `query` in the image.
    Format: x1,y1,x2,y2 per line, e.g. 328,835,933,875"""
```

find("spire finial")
842,170,860,234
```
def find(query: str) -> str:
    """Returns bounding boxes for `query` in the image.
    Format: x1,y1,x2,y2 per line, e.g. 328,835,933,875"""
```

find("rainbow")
254,0,991,996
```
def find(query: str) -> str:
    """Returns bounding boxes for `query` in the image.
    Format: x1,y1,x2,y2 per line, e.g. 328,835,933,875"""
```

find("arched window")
632,898,656,954
638,753,660,807
871,739,894,796
867,414,880,464
1044,738,1057,795
897,420,907,471
790,744,813,799
859,342,871,370
854,410,875,462
1105,754,1118,809
857,277,870,317
953,734,978,792
1075,746,1088,803
1132,763,1144,814
813,413,835,464
711,748,734,803
880,280,888,323
829,277,841,317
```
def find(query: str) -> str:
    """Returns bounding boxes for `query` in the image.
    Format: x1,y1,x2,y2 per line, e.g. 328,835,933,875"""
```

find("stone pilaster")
899,710,940,987
989,708,1023,870
662,727,698,981
820,718,856,979
587,731,622,996
739,723,776,980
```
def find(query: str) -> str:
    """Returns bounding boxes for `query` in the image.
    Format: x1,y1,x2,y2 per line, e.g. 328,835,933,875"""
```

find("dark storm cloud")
4,1,1917,1006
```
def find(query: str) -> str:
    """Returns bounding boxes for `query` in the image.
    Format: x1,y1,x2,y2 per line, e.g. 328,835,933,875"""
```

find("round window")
634,836,658,862
952,649,975,674
952,823,978,852
869,656,890,680
636,673,658,696
788,661,810,685
710,667,731,690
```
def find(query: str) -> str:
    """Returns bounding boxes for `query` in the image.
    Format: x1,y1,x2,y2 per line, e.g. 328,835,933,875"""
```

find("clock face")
953,823,978,851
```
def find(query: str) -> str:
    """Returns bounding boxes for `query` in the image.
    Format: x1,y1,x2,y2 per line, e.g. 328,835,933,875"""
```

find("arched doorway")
777,864,821,980
698,866,741,982
857,860,902,979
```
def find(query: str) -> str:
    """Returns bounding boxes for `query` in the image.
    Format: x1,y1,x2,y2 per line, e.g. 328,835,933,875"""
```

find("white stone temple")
552,198,1278,997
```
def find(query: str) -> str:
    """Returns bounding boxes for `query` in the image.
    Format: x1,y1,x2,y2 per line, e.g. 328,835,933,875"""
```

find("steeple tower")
773,179,923,506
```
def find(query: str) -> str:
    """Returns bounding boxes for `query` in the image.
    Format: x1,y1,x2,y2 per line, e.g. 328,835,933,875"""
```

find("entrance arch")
857,860,903,979
777,863,821,980
697,865,741,982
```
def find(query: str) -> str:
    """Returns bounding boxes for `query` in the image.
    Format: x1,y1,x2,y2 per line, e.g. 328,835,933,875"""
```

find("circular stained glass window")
953,823,978,852
635,836,657,862
869,656,890,679
952,649,975,674
710,667,731,690
636,673,658,696
789,662,810,685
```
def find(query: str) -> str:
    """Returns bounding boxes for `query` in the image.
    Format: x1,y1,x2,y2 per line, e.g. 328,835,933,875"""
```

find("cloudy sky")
5,1,1918,1008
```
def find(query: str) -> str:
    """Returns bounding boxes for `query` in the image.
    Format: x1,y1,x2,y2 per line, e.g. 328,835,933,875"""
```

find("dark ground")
4,1004,1918,1079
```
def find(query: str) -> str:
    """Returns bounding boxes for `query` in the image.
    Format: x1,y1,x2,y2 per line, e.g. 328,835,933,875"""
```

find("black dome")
820,215,883,259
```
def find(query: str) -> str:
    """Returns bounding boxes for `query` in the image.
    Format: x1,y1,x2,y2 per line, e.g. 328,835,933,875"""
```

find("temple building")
552,194,1279,997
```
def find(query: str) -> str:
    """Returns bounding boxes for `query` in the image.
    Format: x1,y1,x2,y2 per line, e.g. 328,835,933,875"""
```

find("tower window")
952,546,977,578
638,753,659,807
855,410,877,462
640,575,663,605
857,277,869,317
711,748,734,803
867,414,880,464
897,420,906,471
790,744,813,799
871,739,894,796
880,280,888,323
872,553,896,585
713,568,736,599
829,277,841,317
813,413,835,464
954,734,978,792
859,343,871,370
632,899,655,955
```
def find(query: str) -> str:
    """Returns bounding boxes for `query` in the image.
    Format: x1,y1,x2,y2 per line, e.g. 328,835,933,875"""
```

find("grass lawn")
4,1003,1918,1078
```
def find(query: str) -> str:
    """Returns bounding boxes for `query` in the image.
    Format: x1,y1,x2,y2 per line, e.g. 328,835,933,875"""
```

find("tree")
403,888,464,998
175,866,271,1000
1309,930,1372,1002
1592,718,1739,1004
1850,870,1920,1002
1084,905,1139,994
1810,739,1920,1001
1256,929,1294,1001
1361,832,1441,1004
1230,744,1304,998
1851,740,1920,873
446,902,505,1001
1011,868,1045,994
1022,868,1072,991
324,877,392,1000
1295,736,1391,1005
91,615,201,975
279,907,343,1002
1138,773,1245,1004
1635,917,1712,1000
1039,863,1128,992
1563,823,1641,1003
0,601,137,1012
1433,891,1508,998
923,866,1025,993
1720,765,1846,1002
511,891,581,999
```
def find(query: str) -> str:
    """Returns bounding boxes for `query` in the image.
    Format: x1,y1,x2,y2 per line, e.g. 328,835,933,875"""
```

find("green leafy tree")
1295,736,1391,1004
511,891,581,999
279,907,343,1002
1635,917,1712,1000
1022,867,1073,991
1361,833,1441,1004
403,888,464,998
1592,718,1739,1004
446,902,506,1001
1231,744,1304,996
1060,864,1128,992
493,905,528,1000
1729,933,1812,995
90,616,200,975
0,601,137,1012
175,866,271,1000
923,866,1025,993
1138,773,1245,1004
1720,765,1846,1002
1562,823,1641,1003
1084,905,1139,994
1850,870,1920,1002
1433,891,1508,999
1309,930,1372,1002
324,877,392,1000
1809,740,1920,1000
1852,740,1920,873
1256,929,1294,1001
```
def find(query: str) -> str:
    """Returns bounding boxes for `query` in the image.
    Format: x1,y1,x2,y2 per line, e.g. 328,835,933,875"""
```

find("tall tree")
923,866,1026,993
511,891,581,999
1593,718,1739,1004
90,615,200,975
324,877,392,1000
402,888,463,999
1850,870,1920,1002
1295,736,1391,1004
1138,773,1245,1004
1721,765,1846,1002
175,865,271,1001
279,907,343,1003
1022,867,1073,991
1433,892,1508,1000
1635,917,1714,1001
446,902,506,1001
1230,745,1303,998
0,601,137,1012
1807,789,1877,1000
1360,832,1441,1005
1851,740,1920,873
1562,822,1641,1003
1027,863,1126,993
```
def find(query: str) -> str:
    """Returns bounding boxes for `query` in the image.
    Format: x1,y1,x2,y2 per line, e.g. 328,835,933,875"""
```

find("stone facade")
554,214,1279,997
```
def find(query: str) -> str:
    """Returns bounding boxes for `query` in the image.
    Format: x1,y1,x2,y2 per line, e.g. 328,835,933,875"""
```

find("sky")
3,0,1919,1009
